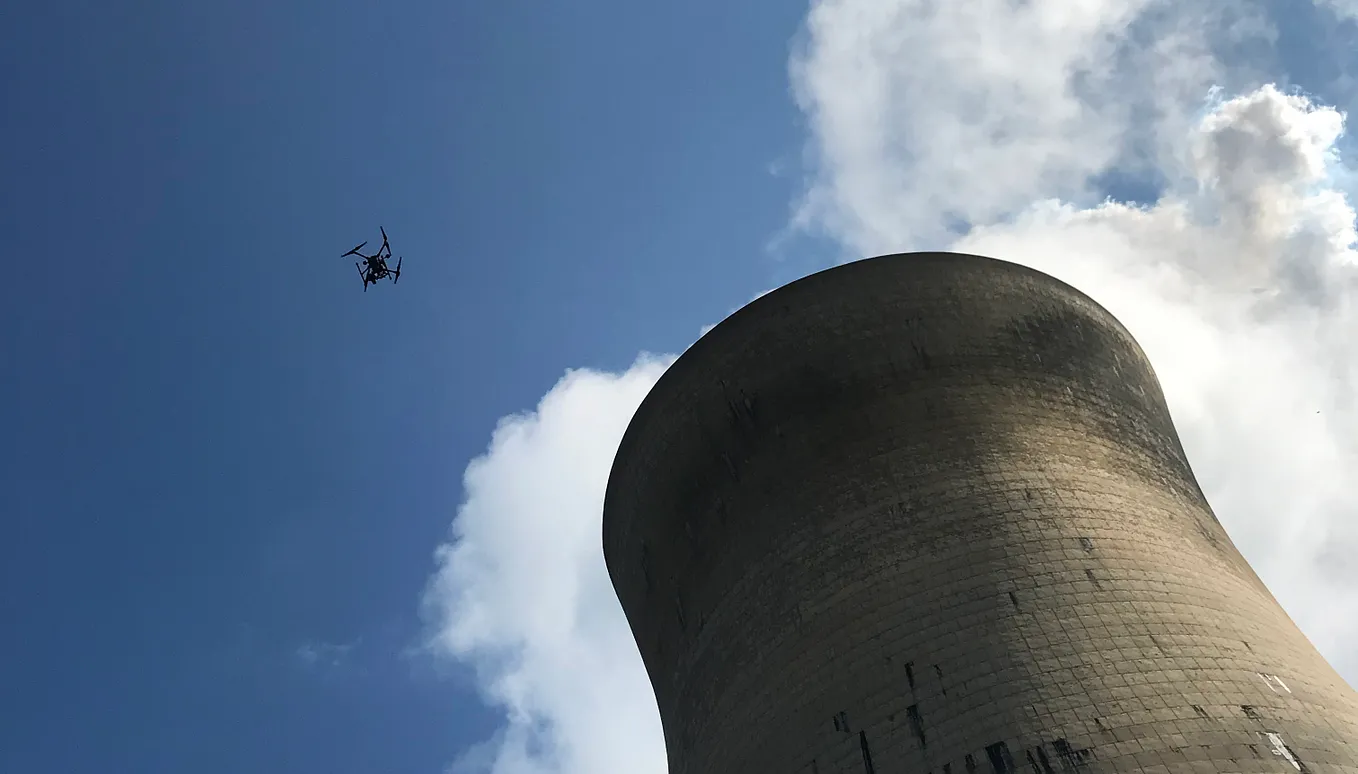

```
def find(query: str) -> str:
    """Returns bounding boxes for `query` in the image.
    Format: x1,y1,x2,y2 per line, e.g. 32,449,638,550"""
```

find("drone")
343,226,402,291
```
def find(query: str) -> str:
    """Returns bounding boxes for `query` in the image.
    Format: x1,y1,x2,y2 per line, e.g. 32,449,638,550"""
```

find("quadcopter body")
343,226,402,291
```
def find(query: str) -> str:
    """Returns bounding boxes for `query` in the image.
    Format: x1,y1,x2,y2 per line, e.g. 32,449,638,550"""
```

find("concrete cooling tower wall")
602,252,1358,774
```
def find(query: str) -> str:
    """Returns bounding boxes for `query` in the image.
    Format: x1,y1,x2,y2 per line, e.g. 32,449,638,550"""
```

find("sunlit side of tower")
602,253,1358,774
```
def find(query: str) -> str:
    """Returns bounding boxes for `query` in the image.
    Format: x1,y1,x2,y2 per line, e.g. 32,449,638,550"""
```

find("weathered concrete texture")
602,253,1358,774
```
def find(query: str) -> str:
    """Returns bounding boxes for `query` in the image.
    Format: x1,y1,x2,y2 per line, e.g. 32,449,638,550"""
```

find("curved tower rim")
604,250,1145,544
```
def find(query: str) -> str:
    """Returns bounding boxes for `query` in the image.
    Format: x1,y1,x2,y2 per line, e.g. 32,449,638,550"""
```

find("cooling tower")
601,253,1358,774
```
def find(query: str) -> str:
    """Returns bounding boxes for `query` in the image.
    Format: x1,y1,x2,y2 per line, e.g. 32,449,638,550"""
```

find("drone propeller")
343,229,402,290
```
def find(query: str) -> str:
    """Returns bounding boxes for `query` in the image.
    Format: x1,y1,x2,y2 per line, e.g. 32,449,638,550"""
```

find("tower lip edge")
600,250,1146,564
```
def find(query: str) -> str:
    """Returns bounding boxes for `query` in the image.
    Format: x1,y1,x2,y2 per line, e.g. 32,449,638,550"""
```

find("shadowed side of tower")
602,252,1358,774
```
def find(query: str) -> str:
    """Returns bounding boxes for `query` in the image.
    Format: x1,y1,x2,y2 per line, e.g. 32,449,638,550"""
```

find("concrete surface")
602,252,1358,774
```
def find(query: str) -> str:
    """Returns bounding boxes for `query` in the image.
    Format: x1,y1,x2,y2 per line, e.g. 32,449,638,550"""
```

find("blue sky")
0,1,817,772
5,2,1358,773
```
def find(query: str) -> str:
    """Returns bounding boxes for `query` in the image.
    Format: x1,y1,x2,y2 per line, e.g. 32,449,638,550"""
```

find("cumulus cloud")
420,358,673,774
787,0,1275,253
422,0,1358,772
1315,0,1358,21
950,88,1358,670
791,3,1358,679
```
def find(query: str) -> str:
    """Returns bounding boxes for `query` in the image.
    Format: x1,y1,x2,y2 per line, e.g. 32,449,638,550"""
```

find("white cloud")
295,638,360,669
791,2,1358,680
420,357,673,774
1315,0,1358,21
786,0,1270,253
943,86,1358,675
422,0,1358,772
